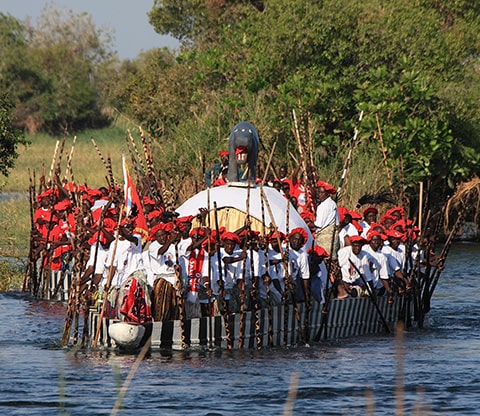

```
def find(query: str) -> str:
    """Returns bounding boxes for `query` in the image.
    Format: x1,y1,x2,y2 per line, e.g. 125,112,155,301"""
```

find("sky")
0,0,179,59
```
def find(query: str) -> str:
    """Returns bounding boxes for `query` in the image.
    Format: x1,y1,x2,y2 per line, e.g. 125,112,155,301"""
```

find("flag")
122,154,149,243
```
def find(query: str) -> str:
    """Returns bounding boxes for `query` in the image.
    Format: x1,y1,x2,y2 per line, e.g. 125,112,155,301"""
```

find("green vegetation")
2,0,480,262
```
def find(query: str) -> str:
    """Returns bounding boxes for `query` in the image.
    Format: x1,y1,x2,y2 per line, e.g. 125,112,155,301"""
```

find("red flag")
122,155,148,243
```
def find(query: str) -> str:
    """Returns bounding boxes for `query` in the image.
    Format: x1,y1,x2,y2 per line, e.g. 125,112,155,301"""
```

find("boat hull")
90,295,412,350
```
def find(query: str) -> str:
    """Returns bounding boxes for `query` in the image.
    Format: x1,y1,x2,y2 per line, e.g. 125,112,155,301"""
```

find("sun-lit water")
1,243,480,415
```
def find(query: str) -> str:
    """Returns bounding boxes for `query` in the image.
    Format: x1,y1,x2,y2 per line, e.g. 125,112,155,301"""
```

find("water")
1,243,480,415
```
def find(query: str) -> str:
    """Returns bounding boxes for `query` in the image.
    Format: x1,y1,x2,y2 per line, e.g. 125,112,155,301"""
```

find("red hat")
88,189,103,198
337,206,350,222
268,230,286,242
102,218,116,232
387,229,404,240
349,210,362,220
190,227,207,238
392,220,405,232
211,227,226,240
366,229,386,241
386,206,404,218
362,206,378,217
219,150,229,157
380,214,396,226
149,223,168,240
350,235,367,245
316,180,336,194
288,227,308,244
300,211,315,222
308,245,329,257
54,199,72,211
148,209,164,221
143,196,156,206
177,215,194,223
36,189,54,202
238,229,260,240
88,231,108,246
221,231,241,244
369,222,386,234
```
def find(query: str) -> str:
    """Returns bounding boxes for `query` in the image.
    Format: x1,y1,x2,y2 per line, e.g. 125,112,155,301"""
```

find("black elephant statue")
227,121,259,183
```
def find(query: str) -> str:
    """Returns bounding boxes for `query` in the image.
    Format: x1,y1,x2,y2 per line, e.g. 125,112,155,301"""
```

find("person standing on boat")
211,231,245,313
337,206,359,249
307,245,330,304
266,231,287,305
205,150,229,187
100,219,144,318
359,207,378,238
144,222,181,321
337,235,375,298
314,180,339,258
288,227,310,302
362,230,394,302
181,226,211,319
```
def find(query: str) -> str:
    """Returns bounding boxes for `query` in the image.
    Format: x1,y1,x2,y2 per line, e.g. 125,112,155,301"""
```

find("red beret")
54,199,72,211
221,231,241,244
349,210,362,220
268,230,286,242
88,231,108,246
211,227,226,240
337,206,350,222
300,211,315,222
362,207,378,217
289,227,308,244
387,229,404,240
386,206,404,218
148,209,164,221
369,223,386,234
219,150,229,157
366,229,386,241
190,227,207,238
36,189,54,202
350,235,367,245
143,196,156,206
380,214,395,225
308,245,329,257
177,215,194,223
316,180,336,194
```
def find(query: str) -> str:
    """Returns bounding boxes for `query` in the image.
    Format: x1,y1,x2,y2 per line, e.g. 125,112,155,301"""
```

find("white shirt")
314,196,339,230
338,246,375,285
145,240,177,286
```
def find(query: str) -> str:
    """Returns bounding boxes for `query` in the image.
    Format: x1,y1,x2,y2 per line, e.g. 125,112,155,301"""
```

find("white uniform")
144,240,177,287
337,246,375,285
103,233,144,288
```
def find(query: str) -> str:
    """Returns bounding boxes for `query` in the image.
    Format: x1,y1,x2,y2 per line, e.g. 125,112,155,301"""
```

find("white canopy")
176,184,313,246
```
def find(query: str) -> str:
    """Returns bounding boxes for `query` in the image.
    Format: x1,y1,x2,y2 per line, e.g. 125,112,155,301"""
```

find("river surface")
1,243,479,415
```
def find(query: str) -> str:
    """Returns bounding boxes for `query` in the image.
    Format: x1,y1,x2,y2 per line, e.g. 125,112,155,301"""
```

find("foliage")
0,260,24,292
0,91,28,178
0,7,117,135
138,0,480,197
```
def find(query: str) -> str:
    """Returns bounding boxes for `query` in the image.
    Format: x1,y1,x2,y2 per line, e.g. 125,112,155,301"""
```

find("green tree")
0,7,117,134
141,0,480,197
0,92,27,178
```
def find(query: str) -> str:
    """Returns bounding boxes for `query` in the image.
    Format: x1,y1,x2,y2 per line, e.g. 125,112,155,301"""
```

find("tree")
0,7,117,134
0,92,27,178
136,0,480,200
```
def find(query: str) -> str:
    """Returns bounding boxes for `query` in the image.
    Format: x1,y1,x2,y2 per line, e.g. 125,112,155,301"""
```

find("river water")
1,243,479,415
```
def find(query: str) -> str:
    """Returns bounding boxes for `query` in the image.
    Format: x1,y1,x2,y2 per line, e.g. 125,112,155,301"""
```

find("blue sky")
0,0,179,59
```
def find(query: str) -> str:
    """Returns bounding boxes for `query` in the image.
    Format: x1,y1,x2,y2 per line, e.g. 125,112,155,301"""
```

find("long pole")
213,201,233,349
259,186,305,345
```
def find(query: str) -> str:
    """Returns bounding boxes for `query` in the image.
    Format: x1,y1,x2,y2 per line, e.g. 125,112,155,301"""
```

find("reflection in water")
1,243,480,415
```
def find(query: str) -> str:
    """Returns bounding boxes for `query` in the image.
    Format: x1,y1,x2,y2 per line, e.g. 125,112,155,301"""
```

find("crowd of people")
29,154,428,327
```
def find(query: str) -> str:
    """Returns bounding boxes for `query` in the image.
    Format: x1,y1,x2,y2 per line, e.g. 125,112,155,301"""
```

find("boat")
88,182,416,351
